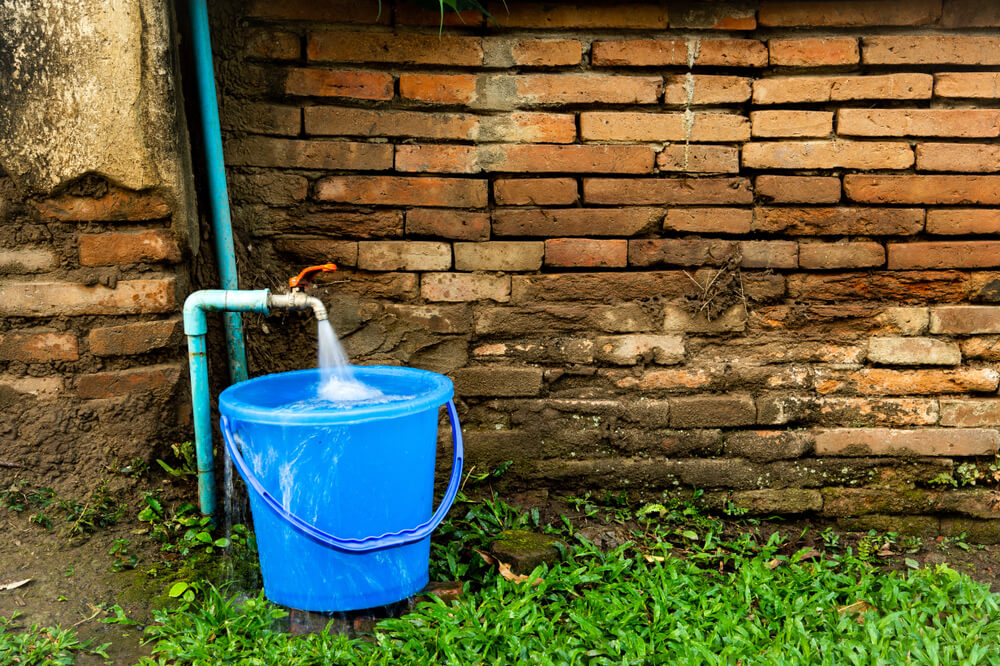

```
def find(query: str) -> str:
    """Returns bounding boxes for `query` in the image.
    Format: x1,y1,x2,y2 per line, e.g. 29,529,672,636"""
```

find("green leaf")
195,532,213,543
214,538,230,548
168,582,189,598
905,558,920,570
681,530,698,540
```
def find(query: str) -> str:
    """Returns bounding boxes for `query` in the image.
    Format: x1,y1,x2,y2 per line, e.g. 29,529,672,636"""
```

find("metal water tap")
267,263,336,321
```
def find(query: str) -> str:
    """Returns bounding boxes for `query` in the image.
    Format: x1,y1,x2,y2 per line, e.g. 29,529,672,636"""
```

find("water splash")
317,319,384,401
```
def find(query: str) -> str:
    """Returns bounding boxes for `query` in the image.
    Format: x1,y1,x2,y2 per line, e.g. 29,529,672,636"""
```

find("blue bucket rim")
219,366,454,426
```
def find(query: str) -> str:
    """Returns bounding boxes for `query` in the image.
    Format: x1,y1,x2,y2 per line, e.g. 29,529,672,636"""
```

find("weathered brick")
752,73,932,104
226,137,391,170
33,190,169,221
493,208,660,237
594,334,684,365
316,176,487,208
395,145,478,174
357,241,450,271
515,74,662,105
399,73,477,104
713,489,822,514
753,207,923,236
585,177,752,205
837,515,939,538
501,39,582,67
77,364,182,400
815,428,997,457
382,304,471,334
591,39,767,67
863,36,1000,66
274,238,358,267
942,0,1000,26
545,239,627,268
839,109,1000,138
495,145,655,174
657,144,738,173
929,210,1000,235
455,242,543,271
799,242,884,269
670,394,756,428
724,431,813,462
663,305,748,334
757,395,938,427
487,2,668,29
229,173,308,206
868,336,961,366
940,518,1000,544
406,209,490,241
0,247,58,273
326,271,418,299
87,319,180,356
494,178,578,206
662,208,751,235
769,37,859,66
475,113,577,143
629,239,736,267
244,29,301,61
0,376,63,400
889,242,1000,269
963,336,1000,360
284,69,394,100
421,273,510,303
917,144,1000,173
512,271,696,303
751,111,832,138
814,367,999,395
580,111,749,142
941,399,1000,427
307,31,482,66
0,279,174,317
246,0,388,23
935,72,1000,98
787,272,969,303
875,307,930,336
755,176,841,204
819,488,948,517
472,339,595,365
846,175,1000,205
739,241,798,269
222,102,300,135
394,4,484,26
605,366,720,391
271,210,403,238
79,230,180,266
759,0,940,26
743,141,913,170
477,303,653,334
0,331,78,362
692,339,865,366
453,366,544,397
930,306,1000,334
305,107,475,140
663,75,752,105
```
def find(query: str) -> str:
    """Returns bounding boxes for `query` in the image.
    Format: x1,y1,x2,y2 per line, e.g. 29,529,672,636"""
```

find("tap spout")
268,291,328,321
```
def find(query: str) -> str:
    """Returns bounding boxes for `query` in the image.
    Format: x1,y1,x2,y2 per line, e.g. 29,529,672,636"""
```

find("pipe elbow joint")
268,292,329,321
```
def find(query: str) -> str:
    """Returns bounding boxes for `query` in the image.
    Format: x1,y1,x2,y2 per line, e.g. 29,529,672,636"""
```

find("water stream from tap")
317,319,384,401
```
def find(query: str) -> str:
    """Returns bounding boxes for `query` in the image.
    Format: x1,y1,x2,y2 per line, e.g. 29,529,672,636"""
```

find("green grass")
0,615,108,665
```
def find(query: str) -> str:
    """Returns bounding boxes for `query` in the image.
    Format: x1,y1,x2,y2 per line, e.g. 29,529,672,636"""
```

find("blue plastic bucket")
218,366,463,611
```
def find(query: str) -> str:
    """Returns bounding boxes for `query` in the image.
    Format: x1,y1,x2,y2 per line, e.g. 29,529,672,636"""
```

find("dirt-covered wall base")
216,0,1000,541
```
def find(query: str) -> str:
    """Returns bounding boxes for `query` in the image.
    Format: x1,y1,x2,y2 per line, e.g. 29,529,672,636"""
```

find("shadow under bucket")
219,366,463,612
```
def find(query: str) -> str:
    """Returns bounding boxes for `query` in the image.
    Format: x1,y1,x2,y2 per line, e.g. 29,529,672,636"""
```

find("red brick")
962,337,1000,360
628,239,736,267
755,176,841,203
757,395,937,427
0,376,62,400
244,29,300,61
406,209,490,241
222,102,299,136
453,365,543,397
421,273,510,303
305,107,476,140
889,242,1000,269
759,0,941,26
769,37,859,66
545,239,627,268
663,208,751,234
839,109,1000,138
79,230,180,266
814,368,999,395
799,242,885,269
743,141,913,170
738,241,798,269
33,190,169,222
516,74,662,105
395,145,478,174
326,271,418,299
307,31,482,66
657,145,738,173
942,0,1000,26
670,394,756,428
399,73,476,104
0,247,57,273
668,2,756,30
867,336,960,366
0,280,174,317
273,237,356,267
930,306,1000,334
493,208,660,237
0,331,78,362
940,399,1000,427
511,271,699,303
594,334,685,365
382,304,471,334
935,72,1000,98
815,428,997,457
926,209,1000,235
454,242,544,271
751,111,832,138
916,144,1000,172
494,178,578,206
245,0,388,23
226,137,391,170
476,303,653,334
271,210,403,238
487,2,668,29
316,176,487,208
230,174,307,207
863,36,1000,66
845,175,1000,205
663,75,752,105
787,272,969,303
357,241,450,271
87,319,179,356
77,364,183,400
509,39,582,66
585,177,752,205
591,39,767,67
284,69,393,100
474,112,576,143
752,73,932,104
580,112,749,142
394,5,484,26
397,144,655,175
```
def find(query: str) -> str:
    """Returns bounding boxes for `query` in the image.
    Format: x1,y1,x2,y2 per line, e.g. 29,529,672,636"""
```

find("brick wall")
218,0,1000,539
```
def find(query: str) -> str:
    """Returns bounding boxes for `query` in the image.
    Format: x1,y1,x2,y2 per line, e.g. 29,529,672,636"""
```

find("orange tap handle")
289,263,338,290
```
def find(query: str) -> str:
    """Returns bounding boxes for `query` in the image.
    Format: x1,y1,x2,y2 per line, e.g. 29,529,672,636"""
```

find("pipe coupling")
268,292,328,321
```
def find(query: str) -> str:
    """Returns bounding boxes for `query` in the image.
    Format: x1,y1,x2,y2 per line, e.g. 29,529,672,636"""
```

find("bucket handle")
220,400,464,553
